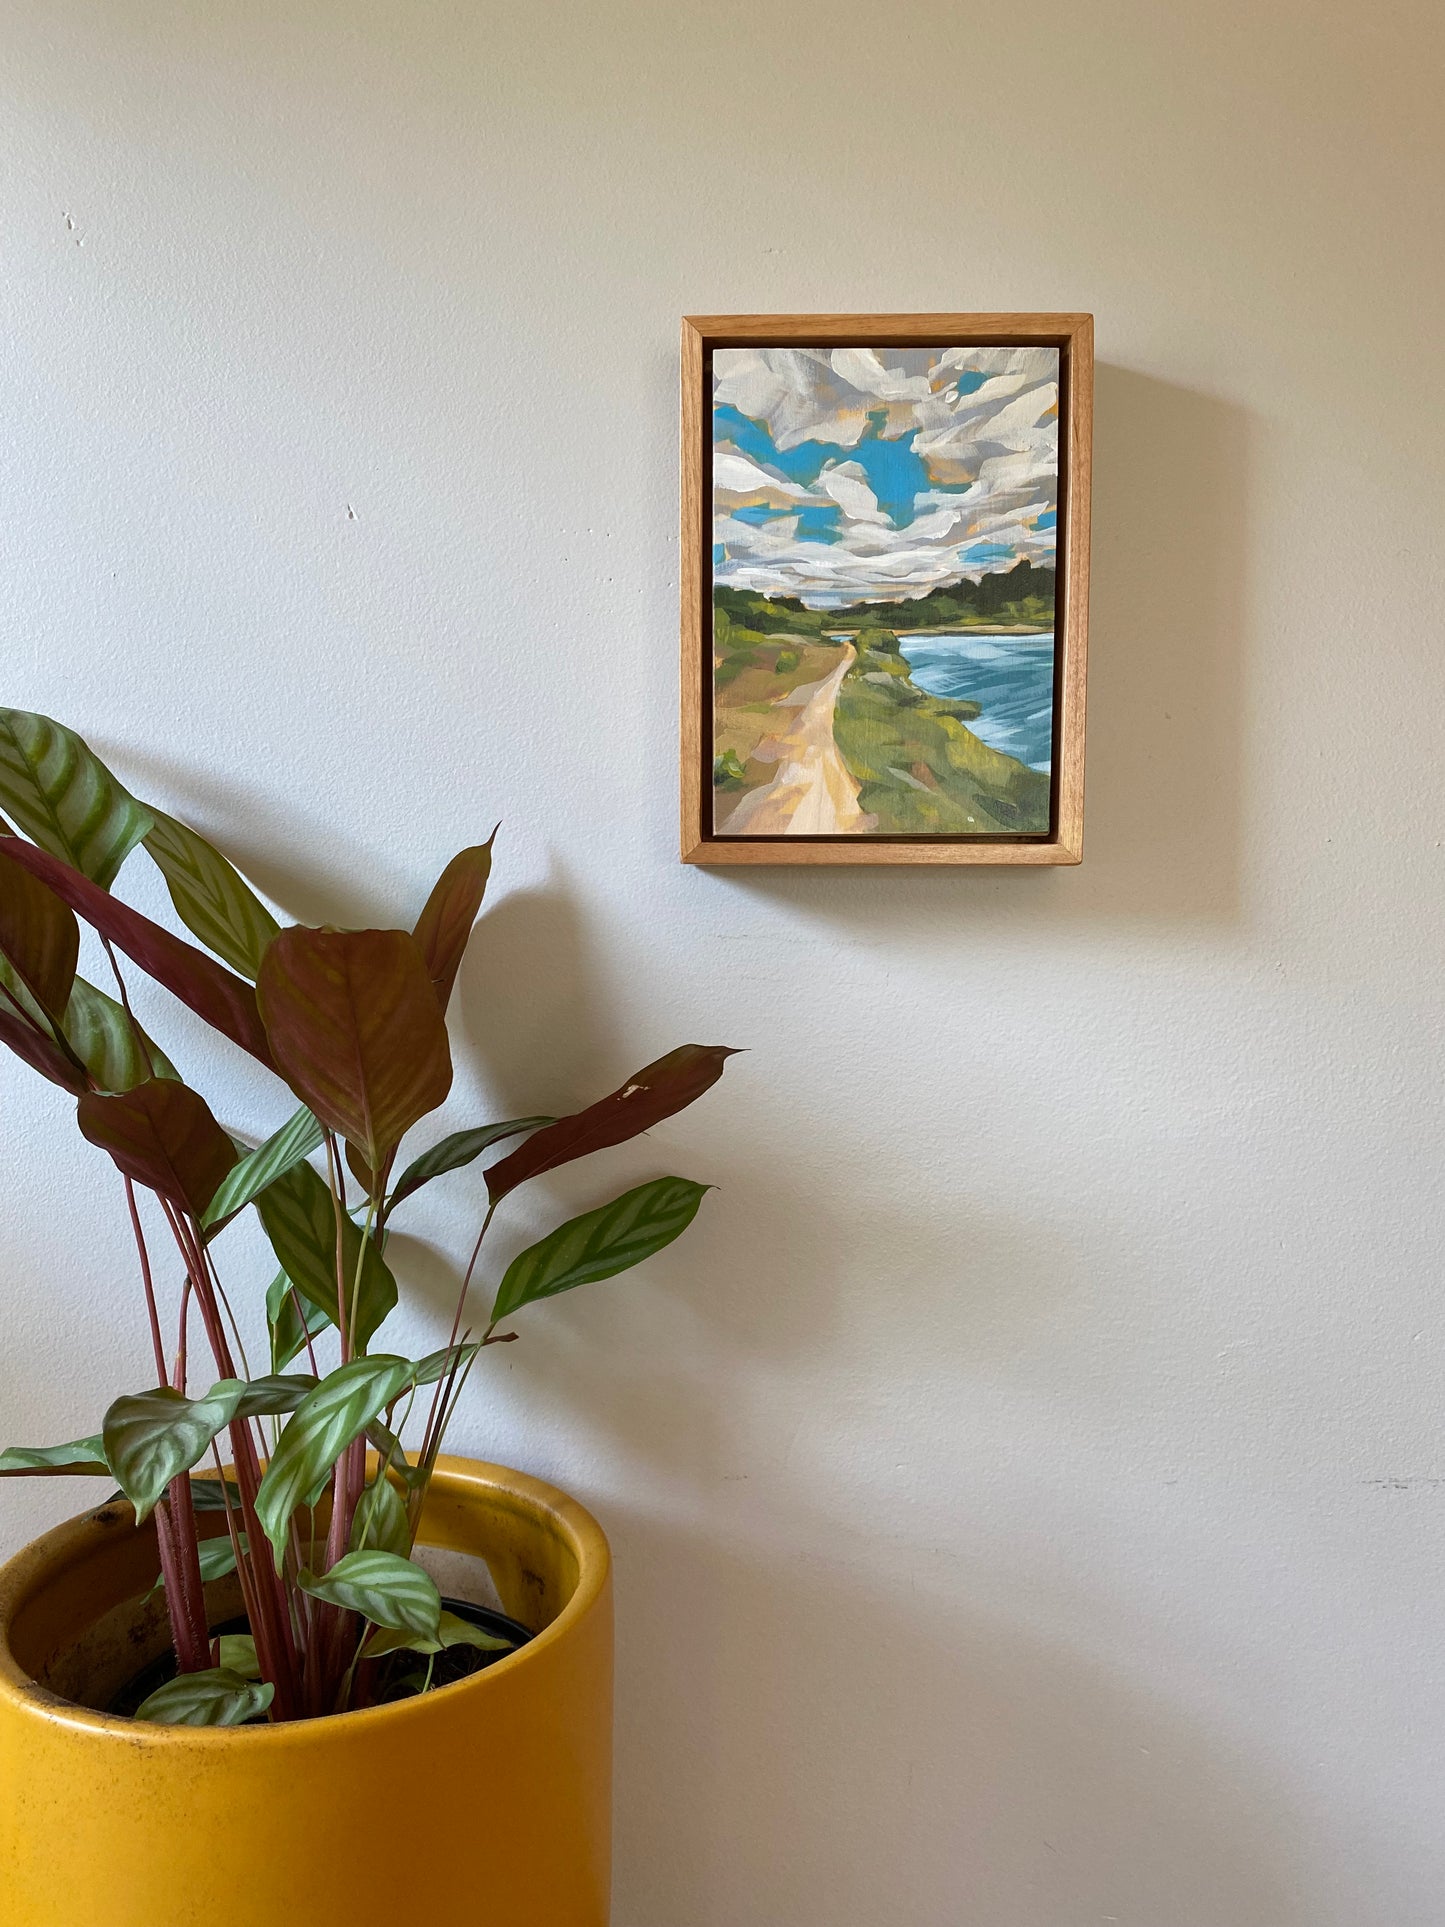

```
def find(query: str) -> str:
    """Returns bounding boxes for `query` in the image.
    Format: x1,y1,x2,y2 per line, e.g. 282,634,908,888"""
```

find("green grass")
832,630,1051,835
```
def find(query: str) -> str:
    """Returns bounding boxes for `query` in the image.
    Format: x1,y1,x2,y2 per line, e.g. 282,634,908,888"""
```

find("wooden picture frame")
681,313,1092,865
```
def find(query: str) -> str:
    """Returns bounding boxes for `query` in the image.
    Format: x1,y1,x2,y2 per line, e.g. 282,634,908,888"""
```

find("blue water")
898,633,1055,771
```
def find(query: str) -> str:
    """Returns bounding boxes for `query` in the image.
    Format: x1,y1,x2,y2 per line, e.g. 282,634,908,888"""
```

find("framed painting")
680,312,1092,865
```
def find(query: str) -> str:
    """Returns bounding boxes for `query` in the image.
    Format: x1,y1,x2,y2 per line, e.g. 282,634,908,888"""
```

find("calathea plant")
0,709,733,1724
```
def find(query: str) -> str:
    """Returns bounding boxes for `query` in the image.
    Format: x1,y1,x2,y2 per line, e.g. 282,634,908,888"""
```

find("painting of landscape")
710,343,1061,837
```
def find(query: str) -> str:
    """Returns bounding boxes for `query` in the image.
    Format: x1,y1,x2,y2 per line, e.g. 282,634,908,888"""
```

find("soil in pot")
107,1597,532,1719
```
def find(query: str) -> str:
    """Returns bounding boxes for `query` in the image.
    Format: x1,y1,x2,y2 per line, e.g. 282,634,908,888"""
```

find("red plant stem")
123,1177,169,1386
99,933,159,1078
120,1175,209,1669
323,1133,352,1362
207,1440,273,1677
154,1492,210,1674
302,1133,365,1706
288,1285,321,1376
162,1200,301,1719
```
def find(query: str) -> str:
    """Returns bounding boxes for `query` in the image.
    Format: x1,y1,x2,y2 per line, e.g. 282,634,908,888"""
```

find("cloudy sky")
711,345,1058,608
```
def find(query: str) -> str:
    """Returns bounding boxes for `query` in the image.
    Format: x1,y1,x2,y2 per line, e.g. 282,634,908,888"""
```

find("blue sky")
711,345,1059,607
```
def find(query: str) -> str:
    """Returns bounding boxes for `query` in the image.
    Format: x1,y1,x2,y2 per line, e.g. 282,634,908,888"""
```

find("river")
896,632,1055,771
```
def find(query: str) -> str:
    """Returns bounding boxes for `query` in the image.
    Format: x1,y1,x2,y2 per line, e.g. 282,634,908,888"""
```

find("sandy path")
717,645,874,835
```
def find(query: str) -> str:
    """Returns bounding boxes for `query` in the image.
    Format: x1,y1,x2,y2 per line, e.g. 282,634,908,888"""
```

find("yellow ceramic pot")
0,1456,612,1927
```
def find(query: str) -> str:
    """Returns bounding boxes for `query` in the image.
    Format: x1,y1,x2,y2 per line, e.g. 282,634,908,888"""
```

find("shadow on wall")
606,1511,1310,1927
706,366,1254,930
439,911,1306,1925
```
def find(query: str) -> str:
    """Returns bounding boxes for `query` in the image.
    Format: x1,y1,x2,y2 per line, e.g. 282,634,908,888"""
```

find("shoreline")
830,623,1052,638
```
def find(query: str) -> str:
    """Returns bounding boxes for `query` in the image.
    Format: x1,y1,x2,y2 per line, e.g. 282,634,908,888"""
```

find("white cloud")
818,462,890,525
713,446,817,510
712,344,1059,605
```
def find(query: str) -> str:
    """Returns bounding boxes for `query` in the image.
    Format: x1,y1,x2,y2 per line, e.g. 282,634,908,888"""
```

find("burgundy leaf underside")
411,838,494,1012
256,927,453,1172
485,1044,738,1204
0,837,273,1067
77,1077,237,1217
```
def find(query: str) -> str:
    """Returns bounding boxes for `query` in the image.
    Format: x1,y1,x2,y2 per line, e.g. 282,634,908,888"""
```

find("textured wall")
3,4,1443,1921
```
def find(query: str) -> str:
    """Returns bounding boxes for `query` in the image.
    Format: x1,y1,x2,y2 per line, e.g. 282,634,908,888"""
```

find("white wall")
3,3,1443,1920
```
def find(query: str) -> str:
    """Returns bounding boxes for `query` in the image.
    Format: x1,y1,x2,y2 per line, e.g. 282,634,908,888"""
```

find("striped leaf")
255,927,452,1173
233,1373,317,1420
102,1380,247,1523
410,1341,480,1388
387,1116,555,1212
298,1549,440,1639
349,1469,410,1557
255,1356,414,1556
253,1157,397,1351
0,1434,109,1477
189,1476,243,1513
491,1175,710,1322
265,1268,329,1373
135,1667,273,1727
63,976,176,1093
0,710,152,887
143,810,280,980
363,1608,512,1661
202,1104,324,1230
148,1532,247,1595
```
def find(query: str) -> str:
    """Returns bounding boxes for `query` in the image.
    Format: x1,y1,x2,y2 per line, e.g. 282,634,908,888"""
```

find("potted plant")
0,708,733,1926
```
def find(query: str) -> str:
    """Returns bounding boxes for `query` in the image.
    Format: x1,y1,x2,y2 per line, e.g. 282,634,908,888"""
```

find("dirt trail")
717,644,874,835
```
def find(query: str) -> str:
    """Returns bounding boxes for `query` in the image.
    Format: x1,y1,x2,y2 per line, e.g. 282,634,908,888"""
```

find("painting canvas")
681,316,1091,865
685,316,1094,867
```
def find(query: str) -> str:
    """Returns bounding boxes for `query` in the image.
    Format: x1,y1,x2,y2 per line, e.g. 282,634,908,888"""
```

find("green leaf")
297,1550,440,1639
189,1475,243,1513
364,1419,424,1491
0,951,51,1033
350,1470,410,1557
202,1105,324,1231
253,1157,397,1352
62,976,176,1093
410,1342,479,1388
485,1045,737,1205
233,1374,317,1420
0,709,153,888
363,1608,512,1660
0,1435,109,1477
215,1633,261,1679
102,1380,246,1523
256,927,453,1174
390,1665,432,1696
491,1176,711,1323
255,1356,414,1557
142,809,280,980
411,838,495,1011
148,1532,246,1594
387,1117,555,1213
135,1667,273,1727
0,841,79,1016
265,1269,329,1373
435,1608,513,1654
0,947,90,1093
